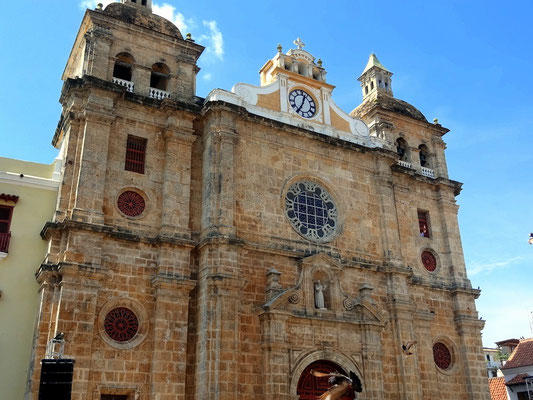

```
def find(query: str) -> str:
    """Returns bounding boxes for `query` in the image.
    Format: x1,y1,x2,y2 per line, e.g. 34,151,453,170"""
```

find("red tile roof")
489,377,507,400
505,373,531,386
502,338,533,369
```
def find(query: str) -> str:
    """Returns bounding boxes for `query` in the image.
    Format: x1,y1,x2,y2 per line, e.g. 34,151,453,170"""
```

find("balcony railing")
421,167,435,178
397,160,412,168
113,77,134,93
0,232,11,253
149,87,170,100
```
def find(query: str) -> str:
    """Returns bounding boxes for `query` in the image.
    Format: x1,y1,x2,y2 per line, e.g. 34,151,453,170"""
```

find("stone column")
195,268,244,400
26,268,60,399
259,312,291,399
82,27,112,80
54,265,103,400
374,170,404,266
436,191,470,284
413,311,438,399
201,113,238,238
454,293,490,400
386,272,422,400
71,104,115,225
53,113,83,223
150,275,196,400
160,115,196,239
361,324,385,400
431,137,449,179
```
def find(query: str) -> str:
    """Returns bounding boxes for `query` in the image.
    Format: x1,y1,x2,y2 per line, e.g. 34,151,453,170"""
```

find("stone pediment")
204,40,391,150
261,253,382,325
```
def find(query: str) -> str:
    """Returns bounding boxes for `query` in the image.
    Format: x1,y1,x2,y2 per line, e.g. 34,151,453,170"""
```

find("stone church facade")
26,1,490,399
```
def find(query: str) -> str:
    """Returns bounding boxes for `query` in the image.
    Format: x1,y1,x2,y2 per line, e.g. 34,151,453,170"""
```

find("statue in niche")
314,280,327,309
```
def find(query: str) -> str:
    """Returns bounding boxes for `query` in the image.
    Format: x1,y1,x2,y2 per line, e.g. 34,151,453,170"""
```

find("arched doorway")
296,359,353,400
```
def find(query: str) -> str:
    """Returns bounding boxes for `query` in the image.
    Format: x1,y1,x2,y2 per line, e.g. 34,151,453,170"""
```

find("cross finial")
293,37,305,50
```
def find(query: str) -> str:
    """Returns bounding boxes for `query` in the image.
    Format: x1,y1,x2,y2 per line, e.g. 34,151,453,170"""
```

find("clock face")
289,89,316,118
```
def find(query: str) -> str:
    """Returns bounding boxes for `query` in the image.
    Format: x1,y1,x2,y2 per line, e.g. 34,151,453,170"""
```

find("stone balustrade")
149,87,170,100
112,77,134,92
421,166,435,178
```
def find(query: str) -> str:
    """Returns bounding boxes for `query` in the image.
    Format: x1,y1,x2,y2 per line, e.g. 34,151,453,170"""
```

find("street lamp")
529,233,533,245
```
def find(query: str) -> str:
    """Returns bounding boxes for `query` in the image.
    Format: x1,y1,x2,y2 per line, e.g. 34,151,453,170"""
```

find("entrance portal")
296,359,352,400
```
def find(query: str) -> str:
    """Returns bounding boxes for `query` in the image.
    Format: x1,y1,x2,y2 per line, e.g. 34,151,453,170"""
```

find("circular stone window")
433,342,452,370
421,250,437,272
117,190,146,217
285,181,339,242
104,307,139,343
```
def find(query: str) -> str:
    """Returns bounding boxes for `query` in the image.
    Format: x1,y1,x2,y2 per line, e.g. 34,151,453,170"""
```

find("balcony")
149,87,170,100
397,160,412,169
0,232,11,254
112,77,134,93
421,166,435,178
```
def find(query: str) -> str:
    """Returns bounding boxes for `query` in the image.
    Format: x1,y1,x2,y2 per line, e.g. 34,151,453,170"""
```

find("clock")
288,89,316,118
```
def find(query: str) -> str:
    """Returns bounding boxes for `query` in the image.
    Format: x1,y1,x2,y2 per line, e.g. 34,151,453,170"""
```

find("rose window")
104,307,139,342
433,342,452,369
285,181,338,242
421,251,437,272
117,191,145,217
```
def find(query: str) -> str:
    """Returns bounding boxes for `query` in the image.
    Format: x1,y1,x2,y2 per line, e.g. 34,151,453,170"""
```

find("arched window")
419,144,430,168
150,63,170,91
396,138,409,162
113,53,134,82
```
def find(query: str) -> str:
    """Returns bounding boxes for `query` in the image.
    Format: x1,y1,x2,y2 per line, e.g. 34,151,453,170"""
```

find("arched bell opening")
297,360,353,400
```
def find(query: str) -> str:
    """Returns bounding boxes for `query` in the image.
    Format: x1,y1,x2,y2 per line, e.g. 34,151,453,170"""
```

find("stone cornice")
151,273,197,293
40,219,195,248
0,171,59,191
202,99,396,157
390,164,463,196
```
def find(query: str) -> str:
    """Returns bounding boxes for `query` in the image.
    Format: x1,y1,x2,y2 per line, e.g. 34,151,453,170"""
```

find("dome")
104,3,183,39
351,93,427,123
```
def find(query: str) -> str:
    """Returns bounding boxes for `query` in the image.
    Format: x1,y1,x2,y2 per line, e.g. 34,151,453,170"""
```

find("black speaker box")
38,359,75,400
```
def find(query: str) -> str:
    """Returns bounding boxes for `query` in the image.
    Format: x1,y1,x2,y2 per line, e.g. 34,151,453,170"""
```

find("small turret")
358,53,393,100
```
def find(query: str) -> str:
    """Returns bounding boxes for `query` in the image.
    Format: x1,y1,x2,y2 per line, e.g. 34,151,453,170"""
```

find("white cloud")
198,20,224,61
152,3,195,33
202,73,212,81
467,256,524,276
80,0,114,9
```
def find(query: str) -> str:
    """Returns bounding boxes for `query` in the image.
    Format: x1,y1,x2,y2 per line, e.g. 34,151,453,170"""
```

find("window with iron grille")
0,205,13,253
125,135,147,174
418,210,430,238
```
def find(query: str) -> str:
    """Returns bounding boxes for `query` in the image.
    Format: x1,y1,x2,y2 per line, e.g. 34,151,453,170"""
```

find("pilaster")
195,263,245,400
361,323,385,400
454,315,489,400
201,113,238,238
26,268,60,399
150,275,196,400
160,115,196,239
71,103,116,225
259,312,291,399
52,264,105,400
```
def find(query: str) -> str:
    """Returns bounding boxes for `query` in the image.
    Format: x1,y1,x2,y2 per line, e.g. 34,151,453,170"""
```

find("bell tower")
28,2,204,399
358,53,393,100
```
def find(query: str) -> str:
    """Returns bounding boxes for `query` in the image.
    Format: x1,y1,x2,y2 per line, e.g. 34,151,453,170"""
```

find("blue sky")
1,0,532,347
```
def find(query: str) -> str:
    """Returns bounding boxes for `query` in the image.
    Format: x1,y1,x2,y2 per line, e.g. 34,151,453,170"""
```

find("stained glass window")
285,181,338,242
104,307,139,343
421,251,437,272
117,191,145,217
433,342,452,369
